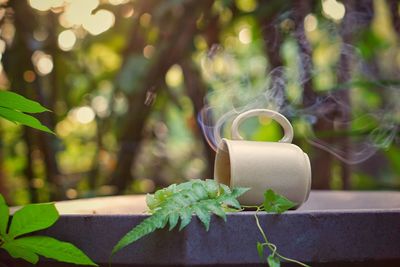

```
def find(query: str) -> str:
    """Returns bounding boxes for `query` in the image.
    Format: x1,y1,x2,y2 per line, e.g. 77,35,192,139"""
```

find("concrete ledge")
2,191,400,266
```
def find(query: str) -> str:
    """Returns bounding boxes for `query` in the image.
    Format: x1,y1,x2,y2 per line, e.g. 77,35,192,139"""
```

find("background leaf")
5,236,97,266
0,91,50,113
0,107,53,134
0,194,9,236
8,203,59,239
1,241,39,264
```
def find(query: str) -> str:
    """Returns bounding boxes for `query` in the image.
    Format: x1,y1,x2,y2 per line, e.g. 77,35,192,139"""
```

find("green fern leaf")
218,195,241,210
168,212,179,231
203,200,226,221
178,208,192,231
192,183,208,199
204,179,219,198
111,179,249,256
231,187,250,198
192,203,211,231
111,212,164,255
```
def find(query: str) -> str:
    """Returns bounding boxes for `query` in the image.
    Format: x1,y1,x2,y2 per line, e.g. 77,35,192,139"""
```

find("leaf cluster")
112,179,249,255
0,91,53,134
0,194,97,265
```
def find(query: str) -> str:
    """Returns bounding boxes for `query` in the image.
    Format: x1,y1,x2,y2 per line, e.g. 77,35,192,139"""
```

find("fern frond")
111,179,249,256
111,212,164,254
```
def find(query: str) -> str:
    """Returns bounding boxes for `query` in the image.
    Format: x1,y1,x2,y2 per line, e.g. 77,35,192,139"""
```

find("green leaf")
178,208,192,231
220,184,231,194
231,187,250,199
263,189,296,214
192,183,208,199
204,201,226,221
217,186,248,209
220,197,241,209
0,91,50,113
0,194,9,236
192,204,211,231
112,213,163,255
267,254,280,267
204,179,219,198
0,107,53,134
1,241,39,264
112,180,245,256
6,236,97,266
256,242,264,262
0,194,6,205
8,203,59,239
168,212,179,231
146,194,157,210
173,193,191,208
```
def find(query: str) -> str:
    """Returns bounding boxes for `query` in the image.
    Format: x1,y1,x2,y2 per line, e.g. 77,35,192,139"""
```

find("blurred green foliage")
0,0,398,205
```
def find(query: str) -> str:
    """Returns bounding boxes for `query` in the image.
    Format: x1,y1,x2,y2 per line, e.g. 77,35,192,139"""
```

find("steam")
197,8,399,164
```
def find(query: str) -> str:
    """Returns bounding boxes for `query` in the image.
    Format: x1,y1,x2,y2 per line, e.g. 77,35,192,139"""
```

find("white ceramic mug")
214,109,311,207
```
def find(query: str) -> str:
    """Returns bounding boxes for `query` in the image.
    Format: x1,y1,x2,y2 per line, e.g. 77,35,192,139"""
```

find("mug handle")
231,109,294,143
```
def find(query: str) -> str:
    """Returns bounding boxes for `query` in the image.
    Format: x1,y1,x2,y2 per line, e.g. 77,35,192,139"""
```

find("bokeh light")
122,5,135,18
165,64,183,88
143,45,155,59
29,0,64,11
139,13,152,27
66,188,78,199
33,30,49,42
32,51,53,76
58,30,76,51
304,14,318,32
30,0,116,36
23,70,36,83
74,106,96,124
91,96,109,118
83,9,115,36
238,28,252,44
108,0,130,5
322,0,346,21
235,0,258,12
65,0,100,25
29,0,53,11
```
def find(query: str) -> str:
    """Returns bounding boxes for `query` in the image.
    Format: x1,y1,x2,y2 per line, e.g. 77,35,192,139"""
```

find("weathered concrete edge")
3,209,394,265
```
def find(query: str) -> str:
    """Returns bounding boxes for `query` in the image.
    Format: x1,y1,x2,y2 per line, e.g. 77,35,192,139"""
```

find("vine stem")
241,205,261,209
253,207,311,267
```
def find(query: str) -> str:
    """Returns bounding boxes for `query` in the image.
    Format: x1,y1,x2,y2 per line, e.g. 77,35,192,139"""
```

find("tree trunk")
388,0,400,36
181,58,215,179
336,0,374,189
293,1,334,189
110,0,214,193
